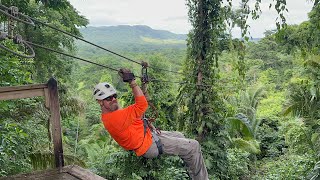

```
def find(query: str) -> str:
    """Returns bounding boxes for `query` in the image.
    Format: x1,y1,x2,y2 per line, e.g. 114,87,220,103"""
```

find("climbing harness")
141,62,163,156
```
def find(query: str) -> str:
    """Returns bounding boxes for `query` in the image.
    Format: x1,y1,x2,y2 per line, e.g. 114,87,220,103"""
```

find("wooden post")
47,78,64,168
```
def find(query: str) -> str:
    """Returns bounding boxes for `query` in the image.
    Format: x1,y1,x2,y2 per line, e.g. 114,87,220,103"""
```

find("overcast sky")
68,0,313,38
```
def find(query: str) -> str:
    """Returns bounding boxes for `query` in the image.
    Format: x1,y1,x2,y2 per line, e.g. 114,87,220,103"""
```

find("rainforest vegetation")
0,0,320,179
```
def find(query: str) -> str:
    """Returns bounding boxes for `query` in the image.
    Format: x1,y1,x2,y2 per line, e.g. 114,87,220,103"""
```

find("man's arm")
129,79,148,118
129,79,144,97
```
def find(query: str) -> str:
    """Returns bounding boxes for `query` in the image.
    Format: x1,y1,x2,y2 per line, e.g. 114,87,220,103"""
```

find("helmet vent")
93,89,99,95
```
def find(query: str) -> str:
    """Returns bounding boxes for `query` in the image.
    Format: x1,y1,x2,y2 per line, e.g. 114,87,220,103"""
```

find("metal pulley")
141,61,149,83
0,33,35,58
0,6,35,58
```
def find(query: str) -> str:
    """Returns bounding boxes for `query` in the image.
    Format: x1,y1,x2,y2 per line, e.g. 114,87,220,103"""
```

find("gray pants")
143,131,209,180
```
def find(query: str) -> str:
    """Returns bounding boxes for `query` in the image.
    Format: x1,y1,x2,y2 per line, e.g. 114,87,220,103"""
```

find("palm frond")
232,138,261,154
227,113,254,138
307,161,320,180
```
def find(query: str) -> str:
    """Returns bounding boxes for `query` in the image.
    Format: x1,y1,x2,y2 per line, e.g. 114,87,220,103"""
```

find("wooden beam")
0,88,45,100
0,165,107,180
47,78,64,168
0,84,47,92
0,84,47,101
66,165,106,180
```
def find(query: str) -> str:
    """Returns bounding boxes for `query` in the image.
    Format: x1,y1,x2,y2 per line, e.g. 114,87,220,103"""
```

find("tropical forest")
0,0,320,179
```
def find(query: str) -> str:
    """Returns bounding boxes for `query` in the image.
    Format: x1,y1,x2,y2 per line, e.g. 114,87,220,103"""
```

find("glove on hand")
118,68,135,83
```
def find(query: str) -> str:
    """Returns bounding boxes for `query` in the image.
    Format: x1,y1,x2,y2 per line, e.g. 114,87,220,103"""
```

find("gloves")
118,68,135,83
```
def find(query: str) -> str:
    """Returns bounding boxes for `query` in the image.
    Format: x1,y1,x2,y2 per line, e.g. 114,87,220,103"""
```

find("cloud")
69,0,313,37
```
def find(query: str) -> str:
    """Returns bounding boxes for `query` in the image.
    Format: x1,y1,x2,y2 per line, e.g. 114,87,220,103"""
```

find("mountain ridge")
77,25,188,54
79,25,187,43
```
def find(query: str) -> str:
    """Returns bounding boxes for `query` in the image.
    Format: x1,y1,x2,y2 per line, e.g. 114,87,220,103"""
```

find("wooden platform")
0,165,106,180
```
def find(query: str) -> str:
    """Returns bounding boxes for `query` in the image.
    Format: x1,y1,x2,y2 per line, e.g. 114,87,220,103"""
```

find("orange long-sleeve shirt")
101,96,152,156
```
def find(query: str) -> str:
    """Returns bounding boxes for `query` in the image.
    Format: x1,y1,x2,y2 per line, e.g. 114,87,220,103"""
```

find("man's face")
101,94,120,112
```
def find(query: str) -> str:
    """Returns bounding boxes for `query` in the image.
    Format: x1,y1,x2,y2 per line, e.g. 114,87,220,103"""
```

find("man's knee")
188,139,200,153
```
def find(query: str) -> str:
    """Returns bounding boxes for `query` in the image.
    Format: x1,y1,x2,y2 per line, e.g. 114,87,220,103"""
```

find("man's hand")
118,68,135,83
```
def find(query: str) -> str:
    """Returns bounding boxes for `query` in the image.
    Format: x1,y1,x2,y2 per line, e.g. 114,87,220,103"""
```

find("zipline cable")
27,40,200,86
25,40,119,72
26,39,210,87
30,17,189,76
149,79,212,87
29,17,142,65
148,66,186,76
25,40,147,79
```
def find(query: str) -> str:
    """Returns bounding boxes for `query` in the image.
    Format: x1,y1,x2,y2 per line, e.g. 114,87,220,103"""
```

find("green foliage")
257,91,285,119
1,0,88,83
145,55,181,130
227,114,253,138
1,1,319,179
180,0,230,177
0,0,89,177
97,151,188,180
283,80,320,121
232,138,260,154
29,152,85,170
257,118,285,159
255,154,315,180
0,41,33,86
307,161,320,180
281,118,315,155
226,148,250,180
0,122,32,176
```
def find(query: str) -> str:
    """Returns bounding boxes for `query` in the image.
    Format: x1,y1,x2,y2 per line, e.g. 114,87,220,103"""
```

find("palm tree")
226,86,265,154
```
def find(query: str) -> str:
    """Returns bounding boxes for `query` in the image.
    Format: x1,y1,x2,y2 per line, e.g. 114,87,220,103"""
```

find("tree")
179,0,290,178
226,87,265,154
275,2,320,179
1,0,88,83
0,0,88,176
178,0,229,178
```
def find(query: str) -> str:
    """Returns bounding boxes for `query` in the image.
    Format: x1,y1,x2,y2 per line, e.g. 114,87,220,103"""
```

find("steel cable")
25,40,119,72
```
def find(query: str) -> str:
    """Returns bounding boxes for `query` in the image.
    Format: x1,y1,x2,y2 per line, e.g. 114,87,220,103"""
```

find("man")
93,69,208,180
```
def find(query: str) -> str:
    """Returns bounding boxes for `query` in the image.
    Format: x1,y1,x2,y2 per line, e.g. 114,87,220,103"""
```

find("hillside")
76,25,188,55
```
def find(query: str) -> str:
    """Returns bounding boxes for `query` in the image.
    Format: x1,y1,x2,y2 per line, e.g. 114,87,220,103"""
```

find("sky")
68,0,314,38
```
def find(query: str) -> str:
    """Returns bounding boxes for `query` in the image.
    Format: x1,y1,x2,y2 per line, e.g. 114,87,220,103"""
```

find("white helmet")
93,82,117,100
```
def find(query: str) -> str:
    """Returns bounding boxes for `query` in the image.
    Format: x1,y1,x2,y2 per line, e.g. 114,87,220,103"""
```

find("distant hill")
76,25,261,56
76,25,188,55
